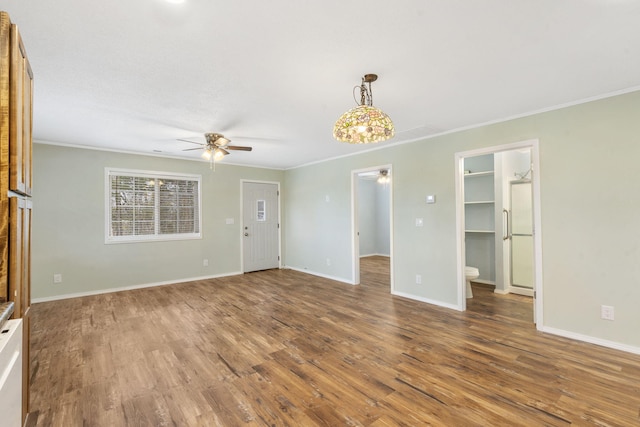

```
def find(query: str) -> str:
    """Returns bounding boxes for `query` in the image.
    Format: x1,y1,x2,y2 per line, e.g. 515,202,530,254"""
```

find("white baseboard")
31,271,243,303
509,286,534,297
391,290,461,311
360,253,390,258
541,326,640,356
493,286,534,297
284,266,355,285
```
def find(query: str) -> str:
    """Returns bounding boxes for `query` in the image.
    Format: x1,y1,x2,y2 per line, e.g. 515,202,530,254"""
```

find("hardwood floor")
27,256,640,426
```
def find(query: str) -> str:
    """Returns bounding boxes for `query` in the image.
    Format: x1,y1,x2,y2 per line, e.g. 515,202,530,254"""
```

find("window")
106,168,202,243
256,200,266,221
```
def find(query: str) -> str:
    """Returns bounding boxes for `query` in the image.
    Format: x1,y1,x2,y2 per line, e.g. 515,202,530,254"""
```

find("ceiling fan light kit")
213,147,229,160
181,132,253,169
333,73,394,144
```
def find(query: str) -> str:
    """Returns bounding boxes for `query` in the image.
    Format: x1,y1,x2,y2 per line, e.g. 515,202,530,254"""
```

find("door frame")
454,139,543,328
240,179,282,272
351,164,394,292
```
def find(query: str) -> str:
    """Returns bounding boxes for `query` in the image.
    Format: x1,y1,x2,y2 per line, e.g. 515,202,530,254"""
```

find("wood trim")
21,310,30,424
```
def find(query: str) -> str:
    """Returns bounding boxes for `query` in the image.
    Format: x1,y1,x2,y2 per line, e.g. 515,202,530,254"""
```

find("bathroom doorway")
351,165,393,292
455,140,542,327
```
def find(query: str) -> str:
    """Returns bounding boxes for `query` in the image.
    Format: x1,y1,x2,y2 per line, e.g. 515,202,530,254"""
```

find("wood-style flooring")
27,256,640,426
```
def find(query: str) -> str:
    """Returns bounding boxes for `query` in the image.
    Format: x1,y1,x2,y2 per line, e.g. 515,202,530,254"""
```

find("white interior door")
242,182,280,273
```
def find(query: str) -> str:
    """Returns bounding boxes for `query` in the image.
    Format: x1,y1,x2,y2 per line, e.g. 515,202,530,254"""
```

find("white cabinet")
0,319,22,427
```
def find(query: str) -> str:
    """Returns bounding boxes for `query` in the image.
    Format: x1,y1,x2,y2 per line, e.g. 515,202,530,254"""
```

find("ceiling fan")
180,132,253,162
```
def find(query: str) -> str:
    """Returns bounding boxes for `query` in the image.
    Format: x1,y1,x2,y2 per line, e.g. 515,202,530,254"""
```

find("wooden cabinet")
1,11,33,426
9,197,31,317
0,13,10,304
9,24,32,196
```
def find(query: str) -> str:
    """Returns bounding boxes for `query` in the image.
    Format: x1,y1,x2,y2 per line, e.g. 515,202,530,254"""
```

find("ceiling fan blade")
177,138,204,145
226,145,253,151
230,135,280,142
182,147,203,151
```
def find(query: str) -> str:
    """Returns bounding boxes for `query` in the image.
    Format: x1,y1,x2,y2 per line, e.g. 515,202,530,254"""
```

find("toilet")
465,266,479,298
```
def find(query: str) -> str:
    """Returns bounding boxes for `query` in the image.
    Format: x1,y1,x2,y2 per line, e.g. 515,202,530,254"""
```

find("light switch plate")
426,195,436,204
415,218,424,227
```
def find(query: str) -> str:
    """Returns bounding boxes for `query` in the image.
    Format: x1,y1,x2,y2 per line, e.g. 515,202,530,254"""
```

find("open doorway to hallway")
352,165,393,291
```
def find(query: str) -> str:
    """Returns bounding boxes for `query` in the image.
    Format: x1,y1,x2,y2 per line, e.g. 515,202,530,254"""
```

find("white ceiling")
5,0,640,169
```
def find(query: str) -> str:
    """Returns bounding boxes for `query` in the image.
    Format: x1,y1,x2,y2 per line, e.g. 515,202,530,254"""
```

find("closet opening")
455,140,543,327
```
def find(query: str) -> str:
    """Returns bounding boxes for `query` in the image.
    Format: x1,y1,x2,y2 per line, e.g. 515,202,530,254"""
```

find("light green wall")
284,90,640,349
375,181,390,256
32,145,283,300
357,178,390,257
32,90,640,350
358,179,377,256
283,161,354,279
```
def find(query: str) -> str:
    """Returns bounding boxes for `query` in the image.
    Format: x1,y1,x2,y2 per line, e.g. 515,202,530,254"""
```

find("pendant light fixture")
333,73,394,144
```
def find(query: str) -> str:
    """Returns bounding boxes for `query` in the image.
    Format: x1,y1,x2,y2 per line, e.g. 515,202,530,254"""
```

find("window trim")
105,167,202,244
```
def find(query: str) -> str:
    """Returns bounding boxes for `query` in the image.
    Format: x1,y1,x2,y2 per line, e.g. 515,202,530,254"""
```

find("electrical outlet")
416,274,422,284
53,274,62,284
203,259,209,267
601,305,614,321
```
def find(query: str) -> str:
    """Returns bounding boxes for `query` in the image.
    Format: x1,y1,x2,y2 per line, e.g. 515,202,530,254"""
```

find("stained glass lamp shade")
333,74,394,144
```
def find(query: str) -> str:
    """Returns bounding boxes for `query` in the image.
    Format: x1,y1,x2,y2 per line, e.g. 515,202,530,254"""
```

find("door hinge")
277,223,280,229
278,256,280,261
277,190,280,196
534,291,537,299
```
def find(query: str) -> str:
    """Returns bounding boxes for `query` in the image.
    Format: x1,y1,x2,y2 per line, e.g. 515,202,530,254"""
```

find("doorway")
455,140,543,327
351,165,393,291
242,181,281,273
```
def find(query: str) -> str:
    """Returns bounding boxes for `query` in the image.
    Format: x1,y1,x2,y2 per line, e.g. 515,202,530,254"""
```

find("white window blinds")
106,169,202,243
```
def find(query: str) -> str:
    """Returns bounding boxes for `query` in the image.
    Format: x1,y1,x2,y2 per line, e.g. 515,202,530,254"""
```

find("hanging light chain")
353,76,374,107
